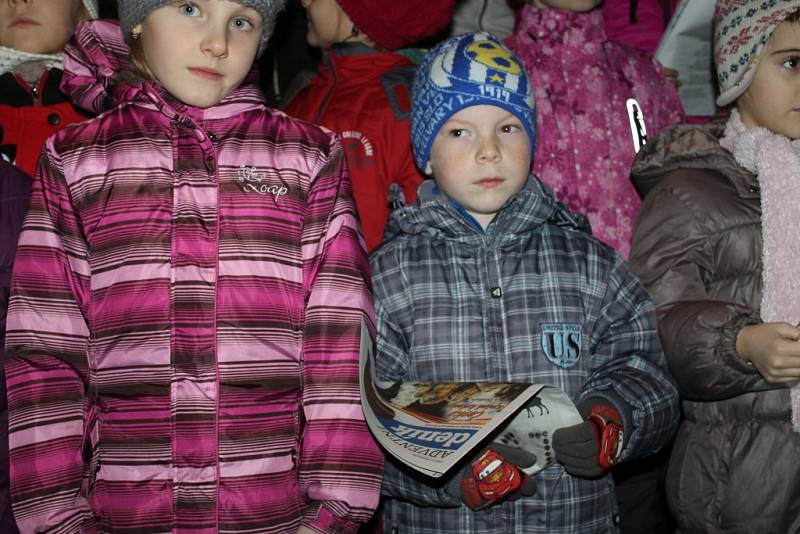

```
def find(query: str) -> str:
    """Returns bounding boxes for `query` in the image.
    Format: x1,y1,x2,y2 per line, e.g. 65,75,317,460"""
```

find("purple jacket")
5,20,382,533
506,6,684,257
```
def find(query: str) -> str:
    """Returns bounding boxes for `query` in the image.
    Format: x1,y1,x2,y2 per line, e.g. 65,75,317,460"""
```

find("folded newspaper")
654,0,716,116
360,321,582,478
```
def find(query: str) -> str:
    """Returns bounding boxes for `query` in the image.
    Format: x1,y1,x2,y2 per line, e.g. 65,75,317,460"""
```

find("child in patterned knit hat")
283,0,455,251
0,2,98,533
4,1,384,532
630,1,800,532
370,31,679,534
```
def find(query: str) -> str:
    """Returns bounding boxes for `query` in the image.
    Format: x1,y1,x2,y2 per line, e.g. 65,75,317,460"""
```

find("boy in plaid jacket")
369,32,679,534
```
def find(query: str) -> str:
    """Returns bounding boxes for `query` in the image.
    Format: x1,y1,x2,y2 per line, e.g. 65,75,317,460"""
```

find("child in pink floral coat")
506,0,684,257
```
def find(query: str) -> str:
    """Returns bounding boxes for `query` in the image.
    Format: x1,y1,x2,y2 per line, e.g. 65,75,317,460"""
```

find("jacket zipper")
12,70,48,105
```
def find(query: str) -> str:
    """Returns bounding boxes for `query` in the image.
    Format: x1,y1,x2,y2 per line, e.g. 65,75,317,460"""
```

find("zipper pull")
626,98,647,153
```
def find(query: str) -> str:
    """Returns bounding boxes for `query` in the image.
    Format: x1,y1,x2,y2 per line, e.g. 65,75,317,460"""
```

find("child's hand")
553,400,623,479
663,67,682,88
445,443,537,509
296,527,317,534
736,322,800,383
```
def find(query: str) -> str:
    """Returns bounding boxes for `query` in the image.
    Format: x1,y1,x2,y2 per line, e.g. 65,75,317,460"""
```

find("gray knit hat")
117,0,287,57
714,0,800,107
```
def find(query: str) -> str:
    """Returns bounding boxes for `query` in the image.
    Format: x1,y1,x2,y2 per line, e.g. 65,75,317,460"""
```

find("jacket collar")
0,46,61,77
385,176,589,244
0,68,71,107
118,72,266,124
631,119,760,201
328,42,377,57
320,43,411,77
516,4,606,45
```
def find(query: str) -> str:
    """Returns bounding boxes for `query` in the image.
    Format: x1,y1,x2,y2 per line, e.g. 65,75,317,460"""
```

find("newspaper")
654,0,717,116
360,320,582,478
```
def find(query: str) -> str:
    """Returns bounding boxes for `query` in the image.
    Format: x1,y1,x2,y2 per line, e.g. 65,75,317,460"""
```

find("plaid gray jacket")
369,178,679,534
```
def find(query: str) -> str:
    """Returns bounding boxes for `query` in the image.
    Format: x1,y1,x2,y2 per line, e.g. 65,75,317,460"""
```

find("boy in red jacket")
283,0,454,251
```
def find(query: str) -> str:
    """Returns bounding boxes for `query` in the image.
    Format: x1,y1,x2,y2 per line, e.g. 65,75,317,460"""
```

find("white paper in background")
655,0,717,116
494,386,583,476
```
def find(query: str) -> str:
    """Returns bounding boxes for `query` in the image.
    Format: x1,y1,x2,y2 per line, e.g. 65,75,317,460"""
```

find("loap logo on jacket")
238,165,288,200
540,323,582,368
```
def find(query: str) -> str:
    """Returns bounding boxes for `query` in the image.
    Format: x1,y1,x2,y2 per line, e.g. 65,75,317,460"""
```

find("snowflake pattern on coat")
506,6,684,257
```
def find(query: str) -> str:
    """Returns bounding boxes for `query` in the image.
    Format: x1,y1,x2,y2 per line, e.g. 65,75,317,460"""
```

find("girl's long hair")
127,34,157,82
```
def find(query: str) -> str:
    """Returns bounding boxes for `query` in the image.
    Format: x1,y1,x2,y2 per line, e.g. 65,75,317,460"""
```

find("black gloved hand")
552,399,624,479
445,442,537,510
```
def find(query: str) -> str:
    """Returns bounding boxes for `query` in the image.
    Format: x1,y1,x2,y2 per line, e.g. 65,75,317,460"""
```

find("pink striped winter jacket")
4,20,382,534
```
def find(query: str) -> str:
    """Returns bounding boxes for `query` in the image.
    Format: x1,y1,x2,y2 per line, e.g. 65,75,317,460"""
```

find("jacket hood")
61,19,265,120
61,19,131,115
631,119,757,199
384,176,590,244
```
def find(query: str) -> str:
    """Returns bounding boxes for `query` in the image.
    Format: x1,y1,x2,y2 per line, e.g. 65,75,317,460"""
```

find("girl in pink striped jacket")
4,1,383,533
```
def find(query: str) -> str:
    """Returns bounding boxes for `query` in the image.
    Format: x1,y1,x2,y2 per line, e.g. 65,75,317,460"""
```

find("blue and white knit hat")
410,32,536,171
715,0,800,106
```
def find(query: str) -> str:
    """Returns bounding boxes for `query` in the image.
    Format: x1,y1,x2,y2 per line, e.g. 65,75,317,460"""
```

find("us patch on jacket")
540,323,582,368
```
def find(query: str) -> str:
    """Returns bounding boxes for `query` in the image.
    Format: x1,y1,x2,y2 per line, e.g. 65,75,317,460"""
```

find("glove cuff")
462,447,527,510
585,404,624,470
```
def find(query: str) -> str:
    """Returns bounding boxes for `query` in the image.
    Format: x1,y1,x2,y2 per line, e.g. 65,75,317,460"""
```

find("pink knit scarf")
720,109,800,432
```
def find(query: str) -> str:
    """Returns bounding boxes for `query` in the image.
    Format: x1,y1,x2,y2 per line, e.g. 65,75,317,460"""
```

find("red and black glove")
445,443,537,510
552,398,625,478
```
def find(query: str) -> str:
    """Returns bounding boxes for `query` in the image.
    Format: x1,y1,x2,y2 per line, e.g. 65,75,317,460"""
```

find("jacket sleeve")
299,135,384,534
4,142,94,533
369,245,460,508
579,246,680,461
645,56,685,132
0,158,31,534
629,179,767,402
627,47,684,142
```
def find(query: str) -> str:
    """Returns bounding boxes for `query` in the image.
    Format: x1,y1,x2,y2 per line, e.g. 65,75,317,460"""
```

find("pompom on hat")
336,0,455,51
715,0,800,106
410,32,536,172
117,0,288,56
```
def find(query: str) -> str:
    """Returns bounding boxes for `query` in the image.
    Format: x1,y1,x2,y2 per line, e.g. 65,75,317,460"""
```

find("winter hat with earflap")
335,0,455,51
410,32,536,172
715,0,800,106
117,0,288,57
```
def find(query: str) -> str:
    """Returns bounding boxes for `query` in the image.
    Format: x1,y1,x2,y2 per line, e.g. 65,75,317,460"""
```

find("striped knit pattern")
5,68,382,534
370,178,680,533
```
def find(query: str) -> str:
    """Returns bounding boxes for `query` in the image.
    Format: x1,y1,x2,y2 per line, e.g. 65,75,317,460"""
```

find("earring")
350,25,359,38
132,30,141,40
